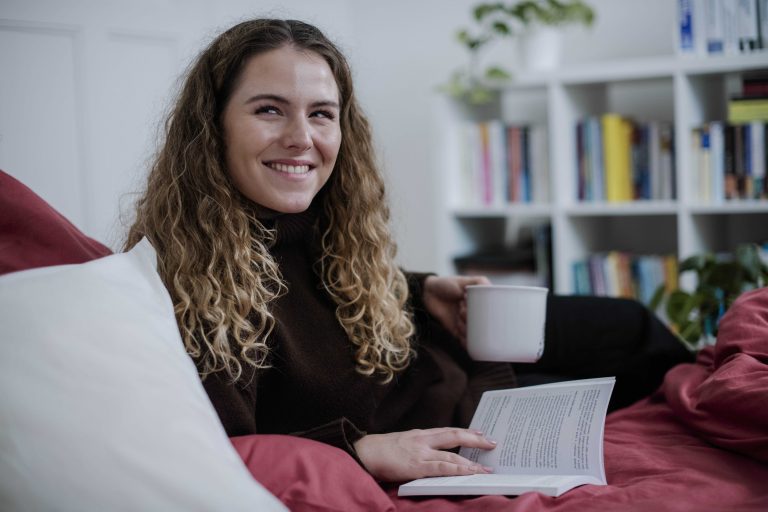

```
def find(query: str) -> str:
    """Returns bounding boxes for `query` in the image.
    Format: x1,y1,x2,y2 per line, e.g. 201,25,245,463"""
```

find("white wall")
0,0,675,271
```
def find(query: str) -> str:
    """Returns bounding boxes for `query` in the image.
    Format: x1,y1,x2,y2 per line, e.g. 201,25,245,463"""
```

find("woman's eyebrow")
244,94,339,110
244,93,288,105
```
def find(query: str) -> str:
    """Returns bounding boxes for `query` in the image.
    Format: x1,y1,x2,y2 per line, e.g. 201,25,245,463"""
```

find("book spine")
720,0,741,54
751,121,765,198
678,0,696,53
738,0,761,52
460,122,479,206
710,121,726,203
705,0,725,53
479,123,493,205
602,113,633,202
576,120,586,201
660,123,675,200
488,120,507,206
691,127,702,200
759,0,768,48
507,125,522,203
735,125,746,198
530,124,550,203
724,124,738,199
678,0,708,54
589,117,605,201
521,126,531,203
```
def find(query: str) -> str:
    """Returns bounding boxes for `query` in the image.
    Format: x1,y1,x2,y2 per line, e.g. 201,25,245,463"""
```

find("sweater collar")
265,204,321,248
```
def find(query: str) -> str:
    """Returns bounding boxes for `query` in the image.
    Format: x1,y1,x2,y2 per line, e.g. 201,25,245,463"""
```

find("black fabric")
514,294,695,411
199,206,516,462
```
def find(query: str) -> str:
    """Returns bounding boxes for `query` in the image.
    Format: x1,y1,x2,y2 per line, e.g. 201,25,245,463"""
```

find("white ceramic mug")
466,284,548,363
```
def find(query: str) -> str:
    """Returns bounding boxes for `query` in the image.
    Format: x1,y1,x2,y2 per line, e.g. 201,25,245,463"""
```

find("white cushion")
0,239,285,512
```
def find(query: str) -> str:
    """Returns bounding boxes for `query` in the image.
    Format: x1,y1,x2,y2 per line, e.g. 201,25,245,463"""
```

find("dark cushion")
0,170,112,276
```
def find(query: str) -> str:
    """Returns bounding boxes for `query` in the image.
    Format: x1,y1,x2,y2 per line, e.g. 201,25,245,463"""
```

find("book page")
398,473,605,497
459,377,614,479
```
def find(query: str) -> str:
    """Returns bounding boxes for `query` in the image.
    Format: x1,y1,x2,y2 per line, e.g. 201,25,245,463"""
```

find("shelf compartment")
452,203,554,218
565,201,679,216
562,214,678,259
688,201,768,214
687,212,768,255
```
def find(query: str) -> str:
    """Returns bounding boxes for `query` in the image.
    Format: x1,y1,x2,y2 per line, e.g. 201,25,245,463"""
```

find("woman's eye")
254,105,280,115
311,110,336,120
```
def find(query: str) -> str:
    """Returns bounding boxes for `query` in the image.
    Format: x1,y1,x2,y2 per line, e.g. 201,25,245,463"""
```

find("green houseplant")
444,0,595,105
650,243,768,350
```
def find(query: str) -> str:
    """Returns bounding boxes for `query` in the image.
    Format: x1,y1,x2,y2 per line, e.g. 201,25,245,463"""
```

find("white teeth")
269,163,310,174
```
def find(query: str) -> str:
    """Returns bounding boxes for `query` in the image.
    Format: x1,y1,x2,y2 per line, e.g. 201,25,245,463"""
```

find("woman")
125,17,692,483
125,18,507,482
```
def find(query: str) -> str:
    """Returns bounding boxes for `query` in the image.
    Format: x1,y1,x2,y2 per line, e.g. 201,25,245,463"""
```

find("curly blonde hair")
125,19,414,383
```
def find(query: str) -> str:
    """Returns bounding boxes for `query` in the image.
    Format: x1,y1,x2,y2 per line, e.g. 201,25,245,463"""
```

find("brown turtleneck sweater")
199,207,516,460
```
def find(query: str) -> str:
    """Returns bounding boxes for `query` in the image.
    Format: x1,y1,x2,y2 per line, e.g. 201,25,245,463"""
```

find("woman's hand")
422,275,491,346
353,428,496,482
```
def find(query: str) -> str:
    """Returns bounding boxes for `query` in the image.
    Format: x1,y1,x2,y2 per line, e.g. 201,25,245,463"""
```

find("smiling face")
221,45,342,214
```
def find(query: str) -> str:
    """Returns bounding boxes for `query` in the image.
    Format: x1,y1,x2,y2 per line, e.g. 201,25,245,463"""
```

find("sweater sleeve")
292,417,367,466
402,270,434,330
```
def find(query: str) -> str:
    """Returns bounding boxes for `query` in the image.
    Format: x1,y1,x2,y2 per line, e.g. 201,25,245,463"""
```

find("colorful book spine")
728,96,768,124
459,121,550,207
573,252,679,303
602,113,633,202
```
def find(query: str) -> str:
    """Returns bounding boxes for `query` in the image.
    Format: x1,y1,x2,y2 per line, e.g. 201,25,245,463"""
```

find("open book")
398,377,615,497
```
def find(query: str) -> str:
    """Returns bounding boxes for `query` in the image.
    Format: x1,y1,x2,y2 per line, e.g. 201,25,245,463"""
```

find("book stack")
677,0,768,56
459,121,549,207
576,115,675,202
692,121,767,201
572,252,678,305
454,224,553,288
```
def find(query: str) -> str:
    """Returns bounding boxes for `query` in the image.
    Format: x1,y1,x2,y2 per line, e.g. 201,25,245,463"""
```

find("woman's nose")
281,116,312,151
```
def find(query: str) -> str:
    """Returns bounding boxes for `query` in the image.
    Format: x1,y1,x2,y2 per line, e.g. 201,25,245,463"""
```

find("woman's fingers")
353,428,497,482
418,459,492,478
424,428,497,451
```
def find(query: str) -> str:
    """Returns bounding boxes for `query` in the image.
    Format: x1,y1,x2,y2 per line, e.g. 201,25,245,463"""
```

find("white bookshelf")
433,52,768,295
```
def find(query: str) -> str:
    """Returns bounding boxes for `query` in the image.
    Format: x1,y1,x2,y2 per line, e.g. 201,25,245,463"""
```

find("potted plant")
650,243,768,350
443,0,595,107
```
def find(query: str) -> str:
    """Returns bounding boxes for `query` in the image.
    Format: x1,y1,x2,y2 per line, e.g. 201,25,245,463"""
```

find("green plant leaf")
485,66,511,80
665,289,692,323
736,243,762,283
648,283,666,310
474,3,505,21
491,20,512,35
678,319,702,345
679,253,713,273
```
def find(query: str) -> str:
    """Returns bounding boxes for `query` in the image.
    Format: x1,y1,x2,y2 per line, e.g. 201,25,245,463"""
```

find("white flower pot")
518,26,562,71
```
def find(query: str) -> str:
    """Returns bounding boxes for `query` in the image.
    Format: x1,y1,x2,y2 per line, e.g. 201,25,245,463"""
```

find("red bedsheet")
388,288,768,511
3,169,765,511
236,288,768,512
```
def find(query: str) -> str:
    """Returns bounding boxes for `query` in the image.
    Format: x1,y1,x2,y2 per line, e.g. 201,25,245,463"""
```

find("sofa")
1,169,767,511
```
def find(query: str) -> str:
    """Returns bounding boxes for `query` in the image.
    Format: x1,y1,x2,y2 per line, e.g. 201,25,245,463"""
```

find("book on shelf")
678,0,767,56
691,121,767,201
398,377,615,498
459,120,549,207
576,115,674,203
728,96,768,124
602,114,633,202
572,252,678,304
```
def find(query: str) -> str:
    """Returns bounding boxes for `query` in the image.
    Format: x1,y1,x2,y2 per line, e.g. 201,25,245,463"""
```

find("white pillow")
0,238,286,512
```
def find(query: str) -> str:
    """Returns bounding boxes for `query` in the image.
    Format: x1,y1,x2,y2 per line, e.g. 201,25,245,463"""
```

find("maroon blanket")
2,169,766,511
236,288,768,512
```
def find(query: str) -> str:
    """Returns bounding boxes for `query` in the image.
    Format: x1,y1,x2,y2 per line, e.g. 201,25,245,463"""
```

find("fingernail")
487,439,497,445
483,466,494,473
473,430,484,436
